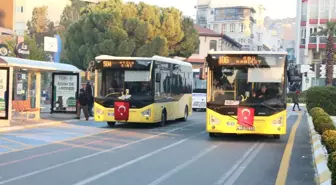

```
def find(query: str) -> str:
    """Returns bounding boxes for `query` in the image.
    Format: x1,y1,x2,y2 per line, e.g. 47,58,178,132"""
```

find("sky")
125,0,297,19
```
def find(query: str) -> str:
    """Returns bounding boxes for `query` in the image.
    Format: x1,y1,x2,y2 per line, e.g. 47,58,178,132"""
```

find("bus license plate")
225,100,240,105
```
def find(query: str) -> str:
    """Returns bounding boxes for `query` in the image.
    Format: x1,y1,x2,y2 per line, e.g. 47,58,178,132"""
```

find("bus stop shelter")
0,56,82,127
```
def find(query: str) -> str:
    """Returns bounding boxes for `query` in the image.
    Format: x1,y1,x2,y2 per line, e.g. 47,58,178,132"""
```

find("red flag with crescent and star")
114,101,130,121
237,107,255,127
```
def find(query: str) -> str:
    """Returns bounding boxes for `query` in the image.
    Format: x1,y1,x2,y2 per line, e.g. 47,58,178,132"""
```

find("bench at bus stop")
12,100,40,121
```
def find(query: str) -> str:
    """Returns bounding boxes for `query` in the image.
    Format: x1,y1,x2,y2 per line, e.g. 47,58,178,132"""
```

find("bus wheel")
181,106,188,121
159,111,167,127
209,133,216,138
107,122,116,127
273,134,280,139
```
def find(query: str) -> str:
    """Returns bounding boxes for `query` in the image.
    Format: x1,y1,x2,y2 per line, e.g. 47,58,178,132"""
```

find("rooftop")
194,24,242,48
0,56,81,72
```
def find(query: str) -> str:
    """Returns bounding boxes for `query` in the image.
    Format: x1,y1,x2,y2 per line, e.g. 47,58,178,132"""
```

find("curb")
0,117,95,133
307,114,332,185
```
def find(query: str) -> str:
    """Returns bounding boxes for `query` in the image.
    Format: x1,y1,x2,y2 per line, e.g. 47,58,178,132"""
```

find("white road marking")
0,122,199,185
214,142,263,185
222,143,264,185
71,130,207,185
147,145,218,185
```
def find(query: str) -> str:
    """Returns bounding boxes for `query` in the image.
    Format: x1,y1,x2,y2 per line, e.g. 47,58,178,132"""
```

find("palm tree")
316,21,336,86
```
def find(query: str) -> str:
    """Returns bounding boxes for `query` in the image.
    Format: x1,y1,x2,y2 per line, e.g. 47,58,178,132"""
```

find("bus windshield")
193,72,206,93
207,54,286,116
101,70,152,98
96,59,153,99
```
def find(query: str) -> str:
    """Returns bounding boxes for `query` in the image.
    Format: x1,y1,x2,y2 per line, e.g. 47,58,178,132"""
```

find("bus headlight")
210,115,220,125
141,109,151,117
272,116,284,126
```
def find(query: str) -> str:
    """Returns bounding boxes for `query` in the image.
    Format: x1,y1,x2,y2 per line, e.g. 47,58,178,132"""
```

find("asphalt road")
0,110,315,185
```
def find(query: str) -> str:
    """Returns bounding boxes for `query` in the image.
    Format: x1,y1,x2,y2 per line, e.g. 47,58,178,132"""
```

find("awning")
0,56,81,72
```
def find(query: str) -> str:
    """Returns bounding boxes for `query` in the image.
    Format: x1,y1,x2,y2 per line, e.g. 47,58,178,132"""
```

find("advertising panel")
52,73,79,113
0,68,9,119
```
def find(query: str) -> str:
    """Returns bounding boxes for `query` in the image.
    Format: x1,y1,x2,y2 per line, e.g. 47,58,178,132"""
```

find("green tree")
24,34,47,61
316,21,336,86
27,6,54,46
63,0,199,69
60,0,88,28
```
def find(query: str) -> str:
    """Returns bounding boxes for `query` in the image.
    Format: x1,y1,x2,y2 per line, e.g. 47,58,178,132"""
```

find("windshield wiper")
260,103,277,111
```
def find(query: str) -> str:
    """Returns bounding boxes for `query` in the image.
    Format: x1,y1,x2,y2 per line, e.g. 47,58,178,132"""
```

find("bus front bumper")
94,103,157,123
206,109,287,135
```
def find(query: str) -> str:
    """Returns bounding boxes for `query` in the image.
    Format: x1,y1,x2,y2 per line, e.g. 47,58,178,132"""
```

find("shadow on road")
208,133,287,143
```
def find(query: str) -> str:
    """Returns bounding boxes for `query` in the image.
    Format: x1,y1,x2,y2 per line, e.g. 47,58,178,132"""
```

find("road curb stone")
307,114,332,185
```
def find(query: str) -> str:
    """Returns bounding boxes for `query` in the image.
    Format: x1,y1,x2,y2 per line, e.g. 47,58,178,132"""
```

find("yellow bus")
93,55,193,127
200,51,288,139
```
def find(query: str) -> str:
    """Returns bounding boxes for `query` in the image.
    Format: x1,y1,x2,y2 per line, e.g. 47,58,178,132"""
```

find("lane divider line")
148,145,219,185
214,142,262,185
275,112,302,185
0,122,200,185
306,114,332,185
71,130,207,185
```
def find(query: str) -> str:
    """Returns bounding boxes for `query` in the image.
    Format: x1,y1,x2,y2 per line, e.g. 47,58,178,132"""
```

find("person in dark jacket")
85,81,94,116
77,88,89,120
292,90,301,111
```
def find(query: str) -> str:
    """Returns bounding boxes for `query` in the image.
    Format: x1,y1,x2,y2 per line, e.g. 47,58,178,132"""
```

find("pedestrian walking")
85,81,94,116
77,88,89,120
292,90,301,111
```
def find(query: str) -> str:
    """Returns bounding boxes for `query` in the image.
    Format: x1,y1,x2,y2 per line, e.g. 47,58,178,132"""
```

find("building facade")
186,24,241,68
296,0,336,90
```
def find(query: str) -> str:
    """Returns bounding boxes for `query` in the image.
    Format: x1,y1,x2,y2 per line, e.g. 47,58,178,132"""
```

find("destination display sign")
96,60,151,70
101,60,135,68
218,55,262,66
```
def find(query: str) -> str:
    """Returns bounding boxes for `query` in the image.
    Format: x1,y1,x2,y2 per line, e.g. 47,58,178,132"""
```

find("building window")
213,24,219,33
210,40,217,51
240,23,244,32
230,24,235,32
221,24,226,33
195,39,200,54
16,6,23,13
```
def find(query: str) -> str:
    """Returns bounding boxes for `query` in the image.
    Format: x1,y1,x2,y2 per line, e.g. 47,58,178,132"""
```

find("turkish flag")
114,101,130,121
237,107,255,127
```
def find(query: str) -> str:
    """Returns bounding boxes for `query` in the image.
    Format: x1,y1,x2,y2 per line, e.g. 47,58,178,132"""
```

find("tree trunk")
326,35,334,86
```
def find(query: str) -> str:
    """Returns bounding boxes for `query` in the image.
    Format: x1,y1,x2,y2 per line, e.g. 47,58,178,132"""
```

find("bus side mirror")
156,73,161,82
199,67,206,80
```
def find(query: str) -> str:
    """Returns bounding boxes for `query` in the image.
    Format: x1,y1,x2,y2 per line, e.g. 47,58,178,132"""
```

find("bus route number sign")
218,56,262,66
102,60,135,68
